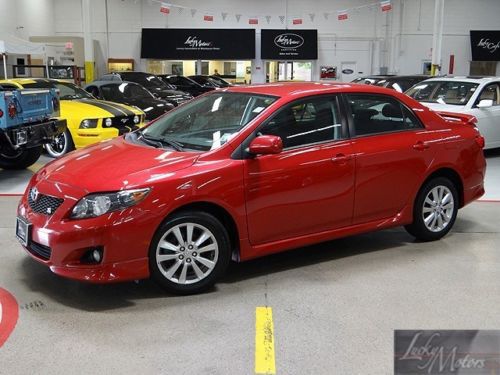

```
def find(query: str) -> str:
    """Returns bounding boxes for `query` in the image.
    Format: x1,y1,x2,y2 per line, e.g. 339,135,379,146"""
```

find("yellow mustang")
0,78,145,157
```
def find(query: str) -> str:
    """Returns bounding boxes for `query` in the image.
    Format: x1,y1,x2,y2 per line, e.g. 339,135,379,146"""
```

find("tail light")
7,102,16,118
475,135,485,149
0,109,3,118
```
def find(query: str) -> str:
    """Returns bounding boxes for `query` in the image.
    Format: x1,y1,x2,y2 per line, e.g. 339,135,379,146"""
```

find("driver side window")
259,96,342,149
477,83,499,106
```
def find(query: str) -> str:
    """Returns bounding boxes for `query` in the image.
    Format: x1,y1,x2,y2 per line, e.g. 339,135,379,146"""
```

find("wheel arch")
421,167,464,208
161,201,241,261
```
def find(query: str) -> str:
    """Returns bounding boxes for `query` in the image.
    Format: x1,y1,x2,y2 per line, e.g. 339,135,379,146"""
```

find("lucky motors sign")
261,29,318,60
470,30,500,61
141,28,255,60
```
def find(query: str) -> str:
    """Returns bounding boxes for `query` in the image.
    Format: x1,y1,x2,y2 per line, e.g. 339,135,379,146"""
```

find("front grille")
28,189,64,216
28,240,52,260
111,115,137,127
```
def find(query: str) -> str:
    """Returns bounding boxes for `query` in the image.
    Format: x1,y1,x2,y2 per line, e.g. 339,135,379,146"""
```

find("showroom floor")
0,150,499,374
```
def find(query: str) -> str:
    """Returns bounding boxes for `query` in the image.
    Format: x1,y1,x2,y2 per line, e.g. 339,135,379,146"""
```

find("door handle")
413,141,430,151
331,153,352,163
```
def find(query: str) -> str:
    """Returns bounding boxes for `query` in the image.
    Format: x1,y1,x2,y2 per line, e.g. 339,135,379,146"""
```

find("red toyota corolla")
16,83,486,294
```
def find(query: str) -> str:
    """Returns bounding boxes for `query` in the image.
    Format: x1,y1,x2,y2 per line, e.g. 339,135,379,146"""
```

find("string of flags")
155,0,392,25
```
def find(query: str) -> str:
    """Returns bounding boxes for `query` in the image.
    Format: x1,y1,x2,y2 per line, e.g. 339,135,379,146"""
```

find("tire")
405,177,459,241
149,211,231,295
0,146,42,170
45,130,74,158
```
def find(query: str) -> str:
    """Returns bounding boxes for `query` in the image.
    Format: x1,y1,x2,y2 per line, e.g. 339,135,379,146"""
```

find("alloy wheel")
422,185,455,233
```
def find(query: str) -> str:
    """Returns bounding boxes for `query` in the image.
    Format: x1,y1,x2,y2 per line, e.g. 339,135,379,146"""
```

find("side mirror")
248,135,283,155
477,99,494,108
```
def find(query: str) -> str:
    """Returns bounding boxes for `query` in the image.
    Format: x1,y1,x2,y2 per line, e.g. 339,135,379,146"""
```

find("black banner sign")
141,28,255,60
470,30,500,61
261,29,318,60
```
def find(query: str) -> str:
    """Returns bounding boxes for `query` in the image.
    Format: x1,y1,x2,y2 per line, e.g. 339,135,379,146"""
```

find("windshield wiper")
139,132,184,151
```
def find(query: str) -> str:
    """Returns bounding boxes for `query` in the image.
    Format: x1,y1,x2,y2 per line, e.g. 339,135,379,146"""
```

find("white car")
406,76,500,149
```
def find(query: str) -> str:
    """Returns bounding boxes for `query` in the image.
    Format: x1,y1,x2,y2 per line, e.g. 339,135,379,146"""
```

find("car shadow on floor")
18,228,418,312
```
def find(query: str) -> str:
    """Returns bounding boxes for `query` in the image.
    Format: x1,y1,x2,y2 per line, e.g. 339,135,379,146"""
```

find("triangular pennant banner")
337,10,348,21
309,13,315,22
324,13,330,20
221,12,228,21
177,7,183,14
190,8,197,17
265,15,272,24
160,3,170,14
235,14,242,22
279,15,285,24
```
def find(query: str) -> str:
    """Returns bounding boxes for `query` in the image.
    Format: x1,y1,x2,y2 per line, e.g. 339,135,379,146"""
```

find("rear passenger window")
347,94,422,136
259,96,343,148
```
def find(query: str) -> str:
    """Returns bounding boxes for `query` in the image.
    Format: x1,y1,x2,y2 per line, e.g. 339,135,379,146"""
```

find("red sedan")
16,83,486,294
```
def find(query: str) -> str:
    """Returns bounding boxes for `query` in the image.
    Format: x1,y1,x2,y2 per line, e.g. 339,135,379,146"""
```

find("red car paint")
17,83,486,283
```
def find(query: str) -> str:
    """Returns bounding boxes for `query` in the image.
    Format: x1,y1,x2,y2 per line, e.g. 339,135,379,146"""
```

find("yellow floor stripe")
255,307,276,374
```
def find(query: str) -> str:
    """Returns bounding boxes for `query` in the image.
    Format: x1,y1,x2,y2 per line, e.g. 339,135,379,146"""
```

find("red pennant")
337,13,348,21
160,4,170,14
204,15,214,21
381,1,392,11
249,18,258,25
292,18,302,25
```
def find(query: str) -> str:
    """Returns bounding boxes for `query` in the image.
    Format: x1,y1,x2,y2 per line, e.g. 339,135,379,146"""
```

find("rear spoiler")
435,111,478,126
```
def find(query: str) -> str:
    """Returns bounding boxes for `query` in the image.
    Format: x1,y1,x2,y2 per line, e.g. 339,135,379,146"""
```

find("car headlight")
133,115,140,124
104,118,113,127
79,119,98,129
70,188,151,219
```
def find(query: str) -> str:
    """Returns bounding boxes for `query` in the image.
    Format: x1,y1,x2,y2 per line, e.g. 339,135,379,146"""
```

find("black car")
85,81,175,121
374,75,432,93
100,72,193,106
188,75,233,88
351,75,397,85
158,75,215,97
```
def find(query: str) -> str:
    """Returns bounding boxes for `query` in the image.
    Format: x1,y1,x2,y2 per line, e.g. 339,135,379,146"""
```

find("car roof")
220,81,407,98
422,76,500,84
87,80,139,88
0,78,72,85
379,75,431,80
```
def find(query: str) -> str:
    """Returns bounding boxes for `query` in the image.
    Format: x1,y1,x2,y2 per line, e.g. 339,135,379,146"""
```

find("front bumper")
16,179,159,283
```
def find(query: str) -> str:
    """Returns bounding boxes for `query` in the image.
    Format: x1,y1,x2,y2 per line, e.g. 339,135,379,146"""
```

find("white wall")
2,0,500,81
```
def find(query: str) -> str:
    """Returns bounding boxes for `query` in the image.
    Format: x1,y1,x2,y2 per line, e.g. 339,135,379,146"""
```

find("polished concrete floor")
0,150,499,374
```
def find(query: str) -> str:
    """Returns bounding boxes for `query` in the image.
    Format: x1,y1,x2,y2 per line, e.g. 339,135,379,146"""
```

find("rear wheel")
45,129,74,158
405,177,458,241
149,211,231,295
0,146,42,170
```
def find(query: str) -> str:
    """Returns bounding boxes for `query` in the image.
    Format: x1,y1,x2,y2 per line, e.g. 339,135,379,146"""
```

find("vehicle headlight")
79,119,98,129
133,115,140,124
70,188,151,219
104,118,113,127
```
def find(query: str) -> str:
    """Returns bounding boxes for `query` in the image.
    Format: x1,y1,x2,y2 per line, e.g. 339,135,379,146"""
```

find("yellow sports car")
0,78,145,157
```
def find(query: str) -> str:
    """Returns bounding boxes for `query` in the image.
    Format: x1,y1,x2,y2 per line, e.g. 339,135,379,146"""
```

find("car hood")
37,137,199,193
149,87,191,97
60,98,143,119
118,97,173,119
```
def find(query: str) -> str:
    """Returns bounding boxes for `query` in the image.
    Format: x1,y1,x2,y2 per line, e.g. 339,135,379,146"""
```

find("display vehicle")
85,81,175,121
406,76,500,149
159,75,215,97
16,82,486,294
0,79,146,158
0,84,65,169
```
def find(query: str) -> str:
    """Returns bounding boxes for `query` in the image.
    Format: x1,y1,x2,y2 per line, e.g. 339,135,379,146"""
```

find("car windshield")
22,81,93,100
141,92,277,151
406,81,479,105
124,74,168,89
101,83,153,101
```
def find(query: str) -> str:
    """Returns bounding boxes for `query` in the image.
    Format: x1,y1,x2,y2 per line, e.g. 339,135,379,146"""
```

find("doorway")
267,61,312,82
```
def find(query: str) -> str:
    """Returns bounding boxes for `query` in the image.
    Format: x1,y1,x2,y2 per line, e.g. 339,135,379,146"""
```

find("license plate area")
16,216,31,246
14,130,28,146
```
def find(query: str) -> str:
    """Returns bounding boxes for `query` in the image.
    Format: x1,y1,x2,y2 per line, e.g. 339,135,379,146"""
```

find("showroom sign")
261,29,318,60
470,30,500,61
141,28,255,59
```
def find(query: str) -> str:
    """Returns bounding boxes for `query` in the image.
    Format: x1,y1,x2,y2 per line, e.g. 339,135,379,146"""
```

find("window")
476,83,499,106
406,81,479,105
259,96,342,148
347,94,422,136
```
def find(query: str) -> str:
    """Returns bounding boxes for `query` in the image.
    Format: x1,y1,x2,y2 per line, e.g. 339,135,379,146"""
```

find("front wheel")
405,177,458,241
45,129,74,158
149,211,231,295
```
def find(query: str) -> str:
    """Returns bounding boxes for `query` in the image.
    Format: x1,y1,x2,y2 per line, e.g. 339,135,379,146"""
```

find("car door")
345,93,436,224
244,95,355,245
468,82,500,148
